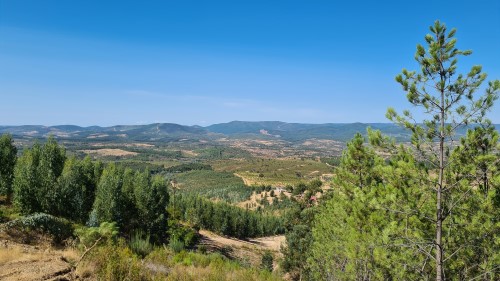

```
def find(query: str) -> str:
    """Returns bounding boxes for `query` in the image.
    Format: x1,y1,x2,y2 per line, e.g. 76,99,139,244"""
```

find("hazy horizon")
0,120,404,128
1,120,500,129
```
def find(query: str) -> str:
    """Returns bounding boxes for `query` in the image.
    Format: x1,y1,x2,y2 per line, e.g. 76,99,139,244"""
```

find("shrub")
168,220,199,248
169,236,185,253
2,213,73,244
87,239,150,281
261,251,274,272
197,244,207,254
129,230,153,258
75,222,119,250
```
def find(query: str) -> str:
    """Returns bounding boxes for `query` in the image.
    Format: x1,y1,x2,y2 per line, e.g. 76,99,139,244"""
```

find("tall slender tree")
387,20,499,280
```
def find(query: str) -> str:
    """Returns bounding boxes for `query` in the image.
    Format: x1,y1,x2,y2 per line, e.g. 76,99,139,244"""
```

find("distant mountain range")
1,121,498,143
206,121,413,141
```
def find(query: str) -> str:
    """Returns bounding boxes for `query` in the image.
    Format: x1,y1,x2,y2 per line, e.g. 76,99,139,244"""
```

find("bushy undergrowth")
79,242,282,281
2,213,73,244
75,222,119,250
261,251,274,272
146,249,282,281
129,230,153,257
168,221,199,249
87,240,150,281
169,237,185,253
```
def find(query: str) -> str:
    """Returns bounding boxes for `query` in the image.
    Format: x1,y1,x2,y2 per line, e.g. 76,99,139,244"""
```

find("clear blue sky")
1,0,499,126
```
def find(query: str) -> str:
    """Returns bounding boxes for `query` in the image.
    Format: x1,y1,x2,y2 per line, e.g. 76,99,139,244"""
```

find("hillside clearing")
198,229,284,267
80,148,138,157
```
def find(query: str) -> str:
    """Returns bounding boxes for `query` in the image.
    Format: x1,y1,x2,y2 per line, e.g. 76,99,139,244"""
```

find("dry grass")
80,148,138,157
61,247,80,264
75,260,97,279
0,246,30,264
166,263,281,281
86,134,110,139
181,150,199,157
0,240,74,281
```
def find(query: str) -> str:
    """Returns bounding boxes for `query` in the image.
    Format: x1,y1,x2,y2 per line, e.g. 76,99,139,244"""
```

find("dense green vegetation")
7,137,169,244
280,21,500,281
172,194,284,238
0,134,17,202
212,158,332,186
195,146,252,159
2,212,74,244
82,240,282,281
165,162,212,173
90,163,169,243
174,169,253,203
0,133,286,245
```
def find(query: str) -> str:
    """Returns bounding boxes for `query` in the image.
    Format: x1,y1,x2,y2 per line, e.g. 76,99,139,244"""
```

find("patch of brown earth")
80,148,138,157
0,239,76,281
198,229,284,267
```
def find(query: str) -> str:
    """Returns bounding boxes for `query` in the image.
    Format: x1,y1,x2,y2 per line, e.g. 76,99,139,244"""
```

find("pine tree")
387,20,499,280
306,21,499,280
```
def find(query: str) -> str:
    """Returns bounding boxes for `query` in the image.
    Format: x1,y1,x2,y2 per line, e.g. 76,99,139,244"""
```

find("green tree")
308,131,440,280
37,136,67,213
282,201,317,280
13,138,66,214
450,121,499,194
387,20,499,280
134,173,169,243
13,143,42,214
54,156,98,222
0,134,17,201
91,163,130,229
121,168,139,231
306,21,499,280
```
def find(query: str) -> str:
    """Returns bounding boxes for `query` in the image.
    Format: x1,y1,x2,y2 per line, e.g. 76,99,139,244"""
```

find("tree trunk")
436,169,443,281
436,83,445,281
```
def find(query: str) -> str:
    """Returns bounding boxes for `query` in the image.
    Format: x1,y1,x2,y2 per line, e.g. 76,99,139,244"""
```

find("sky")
1,0,499,126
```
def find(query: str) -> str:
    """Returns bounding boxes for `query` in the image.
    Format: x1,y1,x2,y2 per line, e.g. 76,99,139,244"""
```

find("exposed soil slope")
0,239,75,281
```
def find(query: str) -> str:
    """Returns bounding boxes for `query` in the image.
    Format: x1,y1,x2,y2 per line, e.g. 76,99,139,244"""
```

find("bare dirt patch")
198,229,284,267
0,239,76,281
234,173,253,186
86,134,109,139
251,235,285,252
121,143,155,148
80,148,138,157
181,150,198,157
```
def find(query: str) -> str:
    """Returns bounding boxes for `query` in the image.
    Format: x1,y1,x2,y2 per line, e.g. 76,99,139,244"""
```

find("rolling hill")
1,121,498,143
